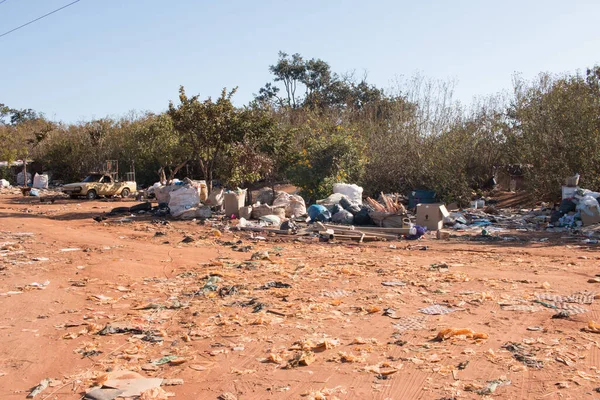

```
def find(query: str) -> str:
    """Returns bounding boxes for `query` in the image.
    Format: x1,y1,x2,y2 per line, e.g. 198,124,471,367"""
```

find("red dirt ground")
1,194,600,399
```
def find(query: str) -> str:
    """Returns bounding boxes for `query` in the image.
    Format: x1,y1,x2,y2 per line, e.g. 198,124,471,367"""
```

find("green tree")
126,113,188,184
168,86,282,190
507,72,600,198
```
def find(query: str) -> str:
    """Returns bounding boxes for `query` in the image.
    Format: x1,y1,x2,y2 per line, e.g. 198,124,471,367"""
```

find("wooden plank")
311,224,409,237
237,226,291,235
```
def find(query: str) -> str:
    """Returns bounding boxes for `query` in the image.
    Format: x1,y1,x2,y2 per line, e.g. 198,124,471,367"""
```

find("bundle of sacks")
310,183,372,225
151,179,212,219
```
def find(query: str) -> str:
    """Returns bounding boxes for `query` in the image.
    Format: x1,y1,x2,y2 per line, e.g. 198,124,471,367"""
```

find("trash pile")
554,188,600,228
147,179,212,219
436,176,600,240
230,184,426,242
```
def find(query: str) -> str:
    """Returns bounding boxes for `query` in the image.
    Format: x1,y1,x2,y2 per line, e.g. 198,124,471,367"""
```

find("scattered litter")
139,387,171,400
436,328,488,341
27,378,50,398
161,378,184,386
256,281,291,290
392,315,428,332
527,326,543,331
381,281,406,287
419,304,462,315
286,351,315,368
502,342,544,368
27,280,50,289
501,304,544,312
84,388,124,400
583,321,600,333
250,251,271,261
152,355,180,365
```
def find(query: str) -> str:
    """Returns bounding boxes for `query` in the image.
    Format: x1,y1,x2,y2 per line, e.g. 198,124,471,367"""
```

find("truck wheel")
86,190,98,200
121,188,130,198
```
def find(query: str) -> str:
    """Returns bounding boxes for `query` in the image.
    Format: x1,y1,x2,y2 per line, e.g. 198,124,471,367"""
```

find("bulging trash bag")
559,199,576,214
354,206,374,226
317,193,347,211
169,186,201,217
255,188,275,205
0,179,10,188
33,173,49,189
332,209,354,224
252,204,285,220
206,187,225,207
307,204,331,222
273,192,307,218
178,206,212,220
155,185,180,205
333,183,363,205
339,196,361,215
577,195,600,217
330,204,343,215
17,171,31,186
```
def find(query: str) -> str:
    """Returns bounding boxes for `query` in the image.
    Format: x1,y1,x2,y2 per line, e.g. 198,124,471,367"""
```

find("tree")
168,86,282,191
127,113,188,184
507,72,600,198
269,52,307,108
0,105,53,178
256,52,387,112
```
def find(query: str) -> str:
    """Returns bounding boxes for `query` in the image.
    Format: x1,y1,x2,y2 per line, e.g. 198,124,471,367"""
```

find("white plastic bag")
17,171,32,186
273,192,307,218
155,185,180,204
333,183,363,205
0,179,10,188
169,186,201,217
33,173,49,189
177,206,212,220
259,215,281,226
317,193,347,211
252,203,285,220
206,187,225,207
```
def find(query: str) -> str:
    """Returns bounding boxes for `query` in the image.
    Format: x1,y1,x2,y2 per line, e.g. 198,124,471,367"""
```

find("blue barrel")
409,190,436,209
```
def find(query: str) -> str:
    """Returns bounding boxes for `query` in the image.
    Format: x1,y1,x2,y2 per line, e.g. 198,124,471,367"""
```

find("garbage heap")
554,188,600,228
150,178,212,219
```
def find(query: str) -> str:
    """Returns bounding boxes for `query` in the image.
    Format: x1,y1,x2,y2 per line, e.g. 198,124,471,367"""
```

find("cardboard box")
416,203,449,231
223,190,246,217
580,205,600,226
562,186,578,200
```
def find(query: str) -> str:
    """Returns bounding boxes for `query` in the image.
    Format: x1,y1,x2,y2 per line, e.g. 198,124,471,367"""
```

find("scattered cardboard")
581,205,600,226
416,203,449,231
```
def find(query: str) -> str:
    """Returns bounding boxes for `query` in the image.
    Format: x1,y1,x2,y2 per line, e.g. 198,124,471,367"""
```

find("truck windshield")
82,174,103,183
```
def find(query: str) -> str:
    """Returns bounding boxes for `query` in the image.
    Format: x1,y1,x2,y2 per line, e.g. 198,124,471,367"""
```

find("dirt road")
1,194,600,399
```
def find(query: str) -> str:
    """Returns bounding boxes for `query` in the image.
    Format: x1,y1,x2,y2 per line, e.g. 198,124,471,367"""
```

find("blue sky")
1,0,599,122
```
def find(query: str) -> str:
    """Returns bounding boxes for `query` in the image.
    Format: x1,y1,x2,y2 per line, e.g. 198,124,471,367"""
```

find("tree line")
2,52,600,203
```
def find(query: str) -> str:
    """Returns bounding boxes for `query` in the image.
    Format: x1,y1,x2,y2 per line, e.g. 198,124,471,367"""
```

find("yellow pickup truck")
62,173,136,200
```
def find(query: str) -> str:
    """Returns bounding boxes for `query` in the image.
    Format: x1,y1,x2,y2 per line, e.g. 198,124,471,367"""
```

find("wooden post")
22,159,27,187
